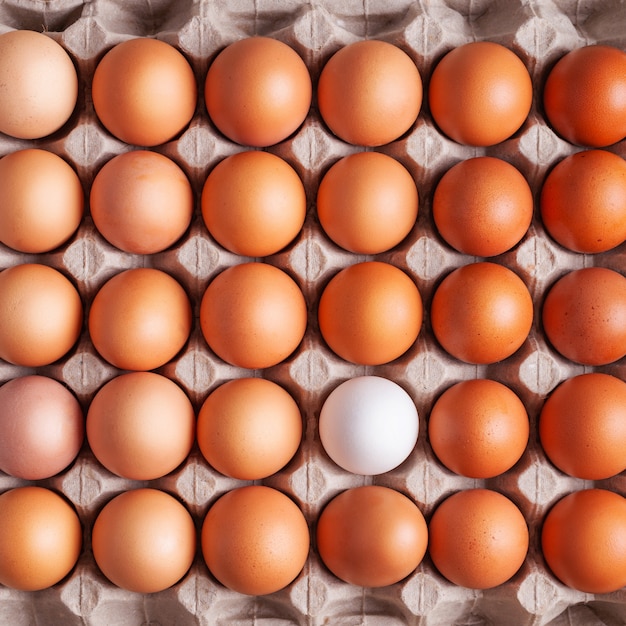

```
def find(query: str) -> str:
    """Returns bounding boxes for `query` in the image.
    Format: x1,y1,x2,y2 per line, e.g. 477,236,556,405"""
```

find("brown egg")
318,261,422,365
429,379,529,479
542,489,626,593
88,268,192,371
317,40,422,147
205,37,311,147
431,262,533,364
542,267,626,365
87,372,195,480
0,486,82,590
200,263,307,369
0,30,78,139
316,152,419,254
92,38,197,147
201,485,309,595
540,150,626,253
90,150,193,254
0,263,83,367
0,149,83,253
316,486,428,587
0,375,83,480
92,488,196,593
429,489,529,589
433,156,533,256
429,42,532,146
544,45,626,147
197,377,302,480
201,151,306,257
539,373,626,480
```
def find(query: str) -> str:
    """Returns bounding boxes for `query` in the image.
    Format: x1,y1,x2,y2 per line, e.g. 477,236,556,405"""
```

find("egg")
429,41,532,146
0,486,82,591
319,376,418,475
90,150,194,254
428,488,529,589
544,45,626,147
316,486,428,587
0,30,78,139
87,372,195,480
539,373,626,480
197,377,302,480
92,488,196,593
0,149,83,253
201,485,309,595
431,262,533,364
88,268,192,371
540,149,626,253
318,261,422,365
201,151,306,257
432,156,533,256
0,375,83,480
542,267,626,365
428,379,529,479
542,489,626,593
0,263,83,367
200,262,307,369
316,151,419,254
92,37,197,147
205,37,311,147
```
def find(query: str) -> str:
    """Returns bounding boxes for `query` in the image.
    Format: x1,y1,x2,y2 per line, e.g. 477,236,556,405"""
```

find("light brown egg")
92,488,196,593
0,30,78,139
88,268,192,371
205,37,311,147
0,486,82,590
317,152,419,254
429,41,532,146
542,267,626,365
316,486,428,587
318,40,422,147
318,261,422,365
0,263,83,367
431,262,533,364
0,149,83,253
201,151,306,257
87,372,195,480
0,375,83,480
200,263,307,369
429,488,529,589
92,38,197,147
197,377,302,480
201,485,309,595
90,150,193,254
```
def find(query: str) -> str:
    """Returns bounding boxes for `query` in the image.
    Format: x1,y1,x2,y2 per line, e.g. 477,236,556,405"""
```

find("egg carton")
0,0,625,624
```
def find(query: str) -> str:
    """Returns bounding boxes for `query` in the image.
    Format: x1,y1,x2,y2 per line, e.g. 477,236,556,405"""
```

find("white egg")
319,376,419,475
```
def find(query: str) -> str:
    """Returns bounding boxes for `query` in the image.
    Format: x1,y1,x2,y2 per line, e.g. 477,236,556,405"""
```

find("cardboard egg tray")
1,0,626,624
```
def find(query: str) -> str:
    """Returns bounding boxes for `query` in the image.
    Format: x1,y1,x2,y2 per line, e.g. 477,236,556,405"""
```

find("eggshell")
318,261,422,365
319,376,418,475
0,30,78,139
542,489,626,593
316,486,427,587
88,268,192,371
205,37,311,147
428,489,529,589
429,41,532,146
542,267,626,365
0,263,83,367
0,486,82,591
197,377,302,480
92,488,196,593
201,485,309,595
0,149,83,253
